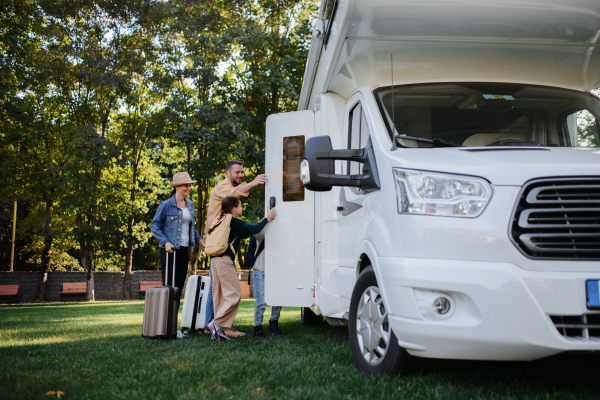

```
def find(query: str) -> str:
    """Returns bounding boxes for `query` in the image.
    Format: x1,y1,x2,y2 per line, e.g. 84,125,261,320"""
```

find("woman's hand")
198,239,205,251
266,207,276,222
165,242,174,253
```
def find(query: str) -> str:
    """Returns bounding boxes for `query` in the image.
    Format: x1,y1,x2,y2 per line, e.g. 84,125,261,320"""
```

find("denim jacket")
151,196,202,249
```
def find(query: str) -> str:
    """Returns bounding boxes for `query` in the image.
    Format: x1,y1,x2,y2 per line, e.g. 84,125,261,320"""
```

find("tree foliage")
0,0,318,297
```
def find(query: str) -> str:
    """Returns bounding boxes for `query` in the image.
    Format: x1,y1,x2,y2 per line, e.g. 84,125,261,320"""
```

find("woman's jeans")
253,269,281,326
159,247,189,299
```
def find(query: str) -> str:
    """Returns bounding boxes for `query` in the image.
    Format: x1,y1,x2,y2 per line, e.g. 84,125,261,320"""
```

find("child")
207,196,275,341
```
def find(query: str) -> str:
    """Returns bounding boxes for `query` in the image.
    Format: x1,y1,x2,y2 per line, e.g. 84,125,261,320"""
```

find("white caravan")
264,0,600,375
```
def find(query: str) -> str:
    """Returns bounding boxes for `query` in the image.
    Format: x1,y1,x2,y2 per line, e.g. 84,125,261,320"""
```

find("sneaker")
219,331,230,341
207,321,221,341
222,329,246,337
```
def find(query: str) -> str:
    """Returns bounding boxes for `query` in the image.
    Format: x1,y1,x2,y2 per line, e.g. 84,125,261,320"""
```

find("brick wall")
0,270,161,303
0,272,38,303
45,271,87,302
0,269,254,303
131,270,162,299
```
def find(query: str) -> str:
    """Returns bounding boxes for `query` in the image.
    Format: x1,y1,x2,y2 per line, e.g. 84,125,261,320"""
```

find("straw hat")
170,171,197,187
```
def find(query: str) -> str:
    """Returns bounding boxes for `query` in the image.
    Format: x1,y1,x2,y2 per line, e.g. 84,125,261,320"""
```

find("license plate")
587,280,600,310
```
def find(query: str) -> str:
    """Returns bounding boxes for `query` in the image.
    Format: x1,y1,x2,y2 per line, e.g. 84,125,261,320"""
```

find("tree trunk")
201,178,209,270
82,248,95,301
35,199,53,302
237,246,245,269
271,85,279,113
123,157,139,300
188,179,203,273
77,210,95,301
124,246,133,300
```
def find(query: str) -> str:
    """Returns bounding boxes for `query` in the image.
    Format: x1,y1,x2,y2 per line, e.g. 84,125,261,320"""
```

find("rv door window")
283,136,305,202
374,83,600,148
348,103,370,175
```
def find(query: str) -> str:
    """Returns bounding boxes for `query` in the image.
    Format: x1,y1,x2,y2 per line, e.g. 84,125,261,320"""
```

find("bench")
138,281,162,293
0,285,20,299
60,282,86,297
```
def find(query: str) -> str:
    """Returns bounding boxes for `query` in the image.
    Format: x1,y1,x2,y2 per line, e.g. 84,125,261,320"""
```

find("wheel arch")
354,240,393,318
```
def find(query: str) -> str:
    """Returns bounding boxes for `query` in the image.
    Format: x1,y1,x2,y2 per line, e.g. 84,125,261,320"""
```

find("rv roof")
304,0,600,106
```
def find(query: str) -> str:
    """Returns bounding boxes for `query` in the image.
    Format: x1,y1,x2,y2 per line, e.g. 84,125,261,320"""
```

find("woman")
207,195,275,341
151,171,205,296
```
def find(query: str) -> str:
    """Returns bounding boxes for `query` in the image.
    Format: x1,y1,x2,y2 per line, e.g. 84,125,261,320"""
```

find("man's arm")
214,179,249,199
236,174,266,194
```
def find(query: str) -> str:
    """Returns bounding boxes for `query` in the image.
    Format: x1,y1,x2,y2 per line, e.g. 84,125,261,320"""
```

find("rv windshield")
374,83,600,148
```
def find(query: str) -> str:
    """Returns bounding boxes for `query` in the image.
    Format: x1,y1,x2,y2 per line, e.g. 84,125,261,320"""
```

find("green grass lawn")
0,300,599,400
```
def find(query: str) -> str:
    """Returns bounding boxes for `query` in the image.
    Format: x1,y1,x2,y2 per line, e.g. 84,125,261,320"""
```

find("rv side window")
283,136,305,202
348,103,370,175
562,110,600,147
322,0,339,46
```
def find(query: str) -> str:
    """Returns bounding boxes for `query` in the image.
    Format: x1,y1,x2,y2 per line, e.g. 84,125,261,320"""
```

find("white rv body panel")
265,0,600,365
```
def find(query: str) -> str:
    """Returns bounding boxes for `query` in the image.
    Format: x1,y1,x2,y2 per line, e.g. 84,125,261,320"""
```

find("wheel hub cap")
355,286,390,366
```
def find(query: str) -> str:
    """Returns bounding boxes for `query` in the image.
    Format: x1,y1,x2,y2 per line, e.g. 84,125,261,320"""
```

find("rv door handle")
337,206,344,212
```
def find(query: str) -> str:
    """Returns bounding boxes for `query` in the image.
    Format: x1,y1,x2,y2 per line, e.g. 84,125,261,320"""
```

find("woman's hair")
207,196,241,235
170,188,176,197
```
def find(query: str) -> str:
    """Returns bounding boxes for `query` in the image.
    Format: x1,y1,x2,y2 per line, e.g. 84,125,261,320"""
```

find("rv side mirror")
301,135,380,192
301,136,334,191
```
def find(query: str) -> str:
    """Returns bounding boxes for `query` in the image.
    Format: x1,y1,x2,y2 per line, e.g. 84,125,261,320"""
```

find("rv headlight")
393,169,492,217
300,159,310,185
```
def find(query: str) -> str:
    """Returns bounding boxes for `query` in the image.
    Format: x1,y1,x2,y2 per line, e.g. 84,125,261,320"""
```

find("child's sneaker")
219,331,230,341
207,321,221,341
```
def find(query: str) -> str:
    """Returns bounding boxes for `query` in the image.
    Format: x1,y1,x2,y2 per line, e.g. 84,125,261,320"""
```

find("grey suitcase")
142,251,179,339
181,275,211,332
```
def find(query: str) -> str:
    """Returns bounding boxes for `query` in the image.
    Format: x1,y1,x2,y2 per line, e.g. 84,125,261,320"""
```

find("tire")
301,307,323,326
348,266,413,375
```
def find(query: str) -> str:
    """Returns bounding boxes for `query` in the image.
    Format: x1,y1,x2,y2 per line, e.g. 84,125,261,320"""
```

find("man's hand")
252,174,267,187
165,242,174,253
237,174,267,194
266,207,276,222
198,239,206,251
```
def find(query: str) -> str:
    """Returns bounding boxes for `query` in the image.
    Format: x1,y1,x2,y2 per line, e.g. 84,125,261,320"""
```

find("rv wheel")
301,307,323,326
348,266,412,375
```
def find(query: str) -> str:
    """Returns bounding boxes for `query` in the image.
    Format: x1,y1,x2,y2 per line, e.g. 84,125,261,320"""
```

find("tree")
0,0,316,280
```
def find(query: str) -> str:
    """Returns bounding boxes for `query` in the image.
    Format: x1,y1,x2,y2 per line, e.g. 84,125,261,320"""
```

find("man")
204,160,266,333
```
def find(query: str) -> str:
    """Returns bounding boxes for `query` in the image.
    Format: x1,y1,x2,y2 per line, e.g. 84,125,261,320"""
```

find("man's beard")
229,176,242,187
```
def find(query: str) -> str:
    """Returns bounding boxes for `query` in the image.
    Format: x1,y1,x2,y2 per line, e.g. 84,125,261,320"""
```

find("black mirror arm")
315,149,366,163
329,174,362,187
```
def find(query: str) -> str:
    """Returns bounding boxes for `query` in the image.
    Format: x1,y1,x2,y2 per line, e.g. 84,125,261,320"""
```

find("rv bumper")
377,257,600,361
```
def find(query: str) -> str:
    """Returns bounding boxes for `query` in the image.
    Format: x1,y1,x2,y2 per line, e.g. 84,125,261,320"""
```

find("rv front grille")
510,178,600,259
550,314,600,341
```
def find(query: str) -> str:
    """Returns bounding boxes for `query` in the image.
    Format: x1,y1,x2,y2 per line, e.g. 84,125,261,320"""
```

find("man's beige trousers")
211,256,242,330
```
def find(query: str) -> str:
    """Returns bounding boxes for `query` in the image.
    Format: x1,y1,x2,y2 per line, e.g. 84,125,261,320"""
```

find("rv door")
264,110,315,307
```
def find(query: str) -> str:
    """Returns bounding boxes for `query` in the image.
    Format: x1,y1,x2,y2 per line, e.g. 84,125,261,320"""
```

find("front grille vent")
510,178,600,259
550,314,600,340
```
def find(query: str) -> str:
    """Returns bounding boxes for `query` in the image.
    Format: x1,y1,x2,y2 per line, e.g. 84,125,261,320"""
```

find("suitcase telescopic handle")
165,250,176,287
172,250,176,287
